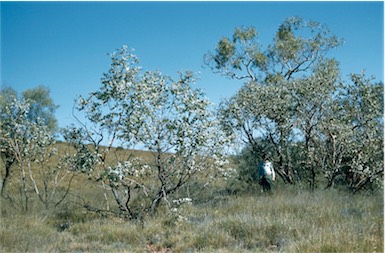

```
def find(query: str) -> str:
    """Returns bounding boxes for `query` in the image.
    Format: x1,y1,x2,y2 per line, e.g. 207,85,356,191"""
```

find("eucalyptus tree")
205,17,341,82
22,85,58,131
218,79,298,183
0,86,58,198
208,17,342,185
291,59,341,189
0,87,18,196
69,46,232,217
325,73,383,192
0,94,61,210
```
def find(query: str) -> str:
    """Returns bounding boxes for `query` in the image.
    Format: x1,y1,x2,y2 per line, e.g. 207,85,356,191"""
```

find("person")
257,154,276,193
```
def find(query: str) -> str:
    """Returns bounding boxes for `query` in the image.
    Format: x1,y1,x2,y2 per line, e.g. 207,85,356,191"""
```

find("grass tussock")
1,185,382,253
0,143,382,252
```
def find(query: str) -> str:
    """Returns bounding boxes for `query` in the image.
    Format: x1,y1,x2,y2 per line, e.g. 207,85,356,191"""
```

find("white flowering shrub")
68,46,233,217
61,126,97,176
329,73,383,192
0,95,70,210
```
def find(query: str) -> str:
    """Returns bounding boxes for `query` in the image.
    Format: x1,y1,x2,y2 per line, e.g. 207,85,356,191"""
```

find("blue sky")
1,1,384,130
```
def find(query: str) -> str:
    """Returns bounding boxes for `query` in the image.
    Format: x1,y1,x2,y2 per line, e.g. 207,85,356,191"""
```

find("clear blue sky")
1,1,384,130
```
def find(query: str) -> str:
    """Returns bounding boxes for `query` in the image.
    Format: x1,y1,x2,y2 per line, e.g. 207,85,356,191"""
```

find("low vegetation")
1,178,383,252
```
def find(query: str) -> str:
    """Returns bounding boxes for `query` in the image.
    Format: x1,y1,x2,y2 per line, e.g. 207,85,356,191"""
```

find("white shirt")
263,161,275,180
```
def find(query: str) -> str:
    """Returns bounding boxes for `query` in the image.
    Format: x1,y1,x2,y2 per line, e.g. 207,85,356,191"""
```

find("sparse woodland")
1,17,383,252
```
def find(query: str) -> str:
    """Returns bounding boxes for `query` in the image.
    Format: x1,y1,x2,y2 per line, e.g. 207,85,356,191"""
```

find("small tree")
322,73,383,192
0,87,18,196
217,80,298,184
0,97,70,210
0,86,72,211
0,98,35,209
292,59,341,190
0,86,58,197
69,46,232,217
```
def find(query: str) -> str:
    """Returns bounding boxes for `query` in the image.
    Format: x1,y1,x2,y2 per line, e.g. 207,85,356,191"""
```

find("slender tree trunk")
28,160,41,199
111,186,127,213
151,148,168,215
1,155,15,197
151,187,165,215
101,180,110,211
21,162,28,211
310,166,316,191
54,173,76,208
151,168,167,215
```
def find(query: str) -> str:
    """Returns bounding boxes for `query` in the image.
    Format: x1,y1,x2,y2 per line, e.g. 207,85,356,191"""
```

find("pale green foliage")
0,86,72,210
0,86,59,198
218,79,299,184
290,59,341,189
330,73,383,191
22,85,58,132
0,98,49,159
61,126,97,175
69,46,233,216
205,26,266,81
0,95,67,210
313,72,384,191
0,86,58,133
205,16,342,82
269,17,341,80
210,17,382,191
0,87,17,109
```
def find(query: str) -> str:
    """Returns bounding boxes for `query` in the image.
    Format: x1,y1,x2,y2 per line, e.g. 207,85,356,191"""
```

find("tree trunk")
111,186,129,214
1,155,15,197
21,162,28,212
151,163,167,215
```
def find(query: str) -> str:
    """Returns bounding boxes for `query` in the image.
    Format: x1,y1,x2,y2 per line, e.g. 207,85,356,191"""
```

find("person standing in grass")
258,154,276,193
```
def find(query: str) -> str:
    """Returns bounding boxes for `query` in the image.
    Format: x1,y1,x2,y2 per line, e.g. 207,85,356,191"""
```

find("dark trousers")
260,176,272,192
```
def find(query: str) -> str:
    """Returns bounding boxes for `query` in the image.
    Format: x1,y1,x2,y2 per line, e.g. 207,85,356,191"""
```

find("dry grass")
0,143,383,252
1,186,382,252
